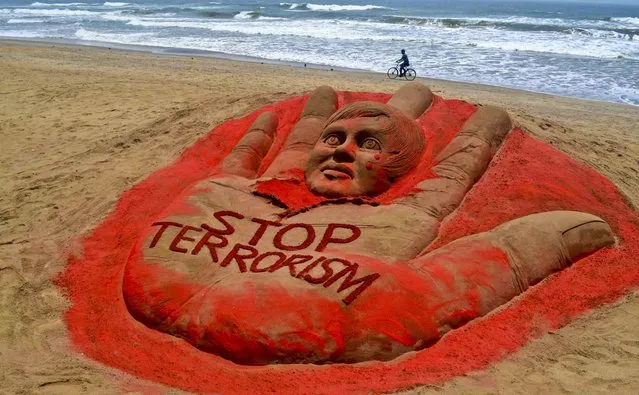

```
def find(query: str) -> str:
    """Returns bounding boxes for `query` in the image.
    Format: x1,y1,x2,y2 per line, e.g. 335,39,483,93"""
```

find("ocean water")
1,0,638,105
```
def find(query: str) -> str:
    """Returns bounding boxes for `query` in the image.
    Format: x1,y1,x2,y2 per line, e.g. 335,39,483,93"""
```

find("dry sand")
1,39,638,394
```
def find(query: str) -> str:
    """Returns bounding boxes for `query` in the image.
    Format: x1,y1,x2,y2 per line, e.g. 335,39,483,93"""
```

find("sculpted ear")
386,82,433,119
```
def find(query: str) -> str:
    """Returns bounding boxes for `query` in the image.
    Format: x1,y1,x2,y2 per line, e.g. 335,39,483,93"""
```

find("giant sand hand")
123,83,614,365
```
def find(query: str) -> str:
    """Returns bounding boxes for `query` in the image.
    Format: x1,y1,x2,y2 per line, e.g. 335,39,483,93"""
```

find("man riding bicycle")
396,49,409,77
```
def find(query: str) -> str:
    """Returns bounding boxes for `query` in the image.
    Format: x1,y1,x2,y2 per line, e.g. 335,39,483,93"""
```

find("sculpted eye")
324,134,341,146
361,138,381,151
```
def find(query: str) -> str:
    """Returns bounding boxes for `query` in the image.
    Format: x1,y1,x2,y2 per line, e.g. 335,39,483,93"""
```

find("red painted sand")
57,92,639,393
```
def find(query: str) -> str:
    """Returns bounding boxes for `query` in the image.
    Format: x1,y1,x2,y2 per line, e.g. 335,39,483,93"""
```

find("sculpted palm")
123,82,614,365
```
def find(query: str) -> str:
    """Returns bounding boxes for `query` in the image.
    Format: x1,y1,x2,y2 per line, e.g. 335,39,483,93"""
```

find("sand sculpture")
59,82,639,393
121,82,615,365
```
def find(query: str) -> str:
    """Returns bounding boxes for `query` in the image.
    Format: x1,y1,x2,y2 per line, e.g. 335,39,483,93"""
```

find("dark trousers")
399,63,408,76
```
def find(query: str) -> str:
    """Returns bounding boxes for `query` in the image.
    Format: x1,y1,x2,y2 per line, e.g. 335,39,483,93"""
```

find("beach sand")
1,39,638,394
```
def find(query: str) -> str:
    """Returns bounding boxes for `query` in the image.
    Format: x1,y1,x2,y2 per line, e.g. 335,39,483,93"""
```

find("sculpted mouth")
321,165,354,180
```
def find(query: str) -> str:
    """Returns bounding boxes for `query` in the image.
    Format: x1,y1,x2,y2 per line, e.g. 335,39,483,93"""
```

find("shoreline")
1,36,372,73
1,38,639,394
2,36,637,108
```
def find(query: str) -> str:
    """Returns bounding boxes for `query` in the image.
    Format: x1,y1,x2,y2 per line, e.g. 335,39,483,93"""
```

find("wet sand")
1,39,638,393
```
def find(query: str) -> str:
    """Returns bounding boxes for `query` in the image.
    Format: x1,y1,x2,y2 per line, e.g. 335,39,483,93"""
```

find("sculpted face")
305,116,392,197
305,102,425,198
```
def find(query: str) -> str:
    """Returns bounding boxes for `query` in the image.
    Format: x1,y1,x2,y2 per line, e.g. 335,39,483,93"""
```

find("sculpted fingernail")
366,162,373,170
560,213,615,262
302,86,338,117
374,154,381,160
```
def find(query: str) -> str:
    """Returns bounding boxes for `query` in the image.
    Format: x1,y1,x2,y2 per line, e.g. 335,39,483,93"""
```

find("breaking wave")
31,2,87,6
279,3,388,12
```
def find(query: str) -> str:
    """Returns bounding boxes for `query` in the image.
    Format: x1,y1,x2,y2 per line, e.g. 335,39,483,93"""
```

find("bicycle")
387,63,416,81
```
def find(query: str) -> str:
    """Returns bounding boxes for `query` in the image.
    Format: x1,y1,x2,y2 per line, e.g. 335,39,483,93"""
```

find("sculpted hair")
324,101,425,180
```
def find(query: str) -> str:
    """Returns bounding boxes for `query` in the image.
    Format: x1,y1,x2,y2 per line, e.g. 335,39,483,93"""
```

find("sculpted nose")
333,142,356,162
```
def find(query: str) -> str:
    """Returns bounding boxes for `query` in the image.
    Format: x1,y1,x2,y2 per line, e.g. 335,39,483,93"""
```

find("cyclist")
396,49,409,77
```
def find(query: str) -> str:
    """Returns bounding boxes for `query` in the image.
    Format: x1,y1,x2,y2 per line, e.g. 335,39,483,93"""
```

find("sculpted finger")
431,105,512,189
386,81,433,119
399,106,512,220
483,211,615,285
412,211,614,316
264,86,338,176
222,111,278,178
406,211,614,331
300,85,339,118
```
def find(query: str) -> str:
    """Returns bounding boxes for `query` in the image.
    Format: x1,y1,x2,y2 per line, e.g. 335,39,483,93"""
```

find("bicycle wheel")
405,68,416,81
387,67,399,79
